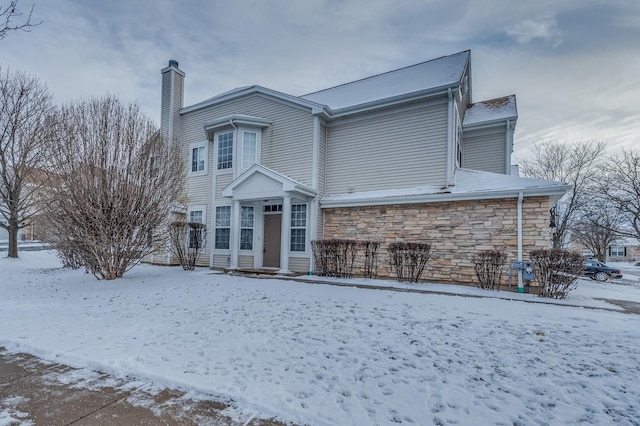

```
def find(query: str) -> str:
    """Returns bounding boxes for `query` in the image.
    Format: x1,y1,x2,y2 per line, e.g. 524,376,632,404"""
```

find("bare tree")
44,96,185,280
601,148,640,242
169,221,207,270
1,1,41,40
0,67,54,258
518,140,607,248
571,196,624,262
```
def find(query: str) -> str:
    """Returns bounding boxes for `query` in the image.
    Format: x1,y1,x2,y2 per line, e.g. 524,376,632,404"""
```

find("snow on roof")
320,168,570,208
300,51,470,111
463,95,517,127
182,85,323,115
612,237,640,247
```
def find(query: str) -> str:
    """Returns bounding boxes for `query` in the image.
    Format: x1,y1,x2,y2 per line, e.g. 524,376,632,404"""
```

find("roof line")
301,50,470,97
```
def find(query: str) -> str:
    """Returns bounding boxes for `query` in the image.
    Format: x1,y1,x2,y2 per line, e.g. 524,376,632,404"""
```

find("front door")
263,214,281,268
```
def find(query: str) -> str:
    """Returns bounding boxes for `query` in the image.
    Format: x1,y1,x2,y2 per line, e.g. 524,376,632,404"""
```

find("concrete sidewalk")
0,348,288,426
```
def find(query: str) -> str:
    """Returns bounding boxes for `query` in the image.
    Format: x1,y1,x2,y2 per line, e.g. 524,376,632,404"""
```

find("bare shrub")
44,96,185,280
311,239,359,278
531,248,584,299
387,241,432,283
472,249,507,290
169,221,207,270
361,240,380,279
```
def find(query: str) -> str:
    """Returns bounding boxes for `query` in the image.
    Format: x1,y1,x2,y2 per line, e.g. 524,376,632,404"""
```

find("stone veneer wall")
322,196,551,286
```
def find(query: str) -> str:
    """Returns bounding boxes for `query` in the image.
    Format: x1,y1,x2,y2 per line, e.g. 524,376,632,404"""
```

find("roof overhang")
222,164,317,201
203,114,272,139
320,186,571,208
182,85,330,118
321,168,571,208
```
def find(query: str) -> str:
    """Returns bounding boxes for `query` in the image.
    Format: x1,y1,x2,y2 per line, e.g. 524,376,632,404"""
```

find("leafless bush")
43,96,185,280
361,240,380,279
311,239,380,278
531,248,584,299
387,241,432,283
311,239,359,278
169,221,207,270
472,249,507,290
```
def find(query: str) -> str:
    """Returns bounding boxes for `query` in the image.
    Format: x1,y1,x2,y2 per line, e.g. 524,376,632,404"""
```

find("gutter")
320,185,571,209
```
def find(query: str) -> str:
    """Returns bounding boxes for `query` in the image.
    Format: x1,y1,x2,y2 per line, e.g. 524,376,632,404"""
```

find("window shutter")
608,247,612,256
624,247,627,257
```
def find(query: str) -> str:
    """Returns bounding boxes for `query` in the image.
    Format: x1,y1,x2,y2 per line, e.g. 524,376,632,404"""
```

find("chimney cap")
168,59,179,68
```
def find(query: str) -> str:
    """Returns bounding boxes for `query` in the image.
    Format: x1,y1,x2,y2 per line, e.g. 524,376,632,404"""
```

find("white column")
279,194,291,273
230,200,240,269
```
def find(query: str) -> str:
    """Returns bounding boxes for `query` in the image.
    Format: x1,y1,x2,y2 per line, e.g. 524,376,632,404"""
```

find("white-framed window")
610,246,626,257
189,210,203,223
290,204,307,252
190,143,207,175
240,205,254,250
217,132,233,170
242,131,257,169
188,206,206,249
215,205,231,250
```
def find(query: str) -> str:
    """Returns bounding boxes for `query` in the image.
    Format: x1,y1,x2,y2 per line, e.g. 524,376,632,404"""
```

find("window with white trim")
217,132,233,170
215,206,231,250
188,207,205,249
240,206,254,250
190,144,207,174
242,131,257,169
290,204,307,252
610,246,626,257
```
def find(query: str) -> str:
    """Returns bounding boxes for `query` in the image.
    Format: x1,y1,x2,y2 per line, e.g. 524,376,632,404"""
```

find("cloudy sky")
1,0,638,159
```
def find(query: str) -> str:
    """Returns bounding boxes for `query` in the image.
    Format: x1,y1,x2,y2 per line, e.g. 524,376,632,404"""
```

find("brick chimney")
160,60,185,142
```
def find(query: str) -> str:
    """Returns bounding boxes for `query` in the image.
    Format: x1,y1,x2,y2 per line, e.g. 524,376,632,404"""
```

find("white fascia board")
463,117,518,132
181,86,323,115
320,185,571,209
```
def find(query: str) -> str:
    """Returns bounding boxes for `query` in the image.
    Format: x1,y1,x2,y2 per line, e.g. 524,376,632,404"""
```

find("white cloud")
506,18,562,45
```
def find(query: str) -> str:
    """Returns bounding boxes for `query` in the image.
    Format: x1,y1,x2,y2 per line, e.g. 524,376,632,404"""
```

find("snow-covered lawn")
1,252,640,425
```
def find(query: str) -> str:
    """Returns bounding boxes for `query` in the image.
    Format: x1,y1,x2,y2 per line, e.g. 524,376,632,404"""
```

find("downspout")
505,120,512,175
309,116,320,274
446,88,454,186
517,192,524,291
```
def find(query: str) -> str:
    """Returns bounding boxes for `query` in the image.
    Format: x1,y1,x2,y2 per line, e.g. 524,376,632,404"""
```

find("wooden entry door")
263,214,282,268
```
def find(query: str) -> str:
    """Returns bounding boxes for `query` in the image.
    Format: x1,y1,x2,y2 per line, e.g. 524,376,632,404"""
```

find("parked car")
583,260,623,281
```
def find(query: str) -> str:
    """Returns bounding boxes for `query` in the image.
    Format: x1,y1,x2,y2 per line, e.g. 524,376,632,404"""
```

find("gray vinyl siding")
161,72,171,138
181,94,314,188
215,174,233,199
462,127,507,174
172,79,183,141
316,123,327,240
325,104,448,194
289,256,310,273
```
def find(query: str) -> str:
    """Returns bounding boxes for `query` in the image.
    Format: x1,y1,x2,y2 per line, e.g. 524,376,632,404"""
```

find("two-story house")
156,51,570,284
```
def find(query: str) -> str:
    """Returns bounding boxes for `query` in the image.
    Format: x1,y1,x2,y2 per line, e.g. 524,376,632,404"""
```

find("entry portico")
221,165,317,273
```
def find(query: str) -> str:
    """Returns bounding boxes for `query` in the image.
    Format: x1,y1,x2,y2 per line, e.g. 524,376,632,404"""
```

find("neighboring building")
154,51,570,284
608,238,640,262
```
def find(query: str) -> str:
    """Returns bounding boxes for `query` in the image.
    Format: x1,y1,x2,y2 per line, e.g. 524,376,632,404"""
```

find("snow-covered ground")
1,251,640,425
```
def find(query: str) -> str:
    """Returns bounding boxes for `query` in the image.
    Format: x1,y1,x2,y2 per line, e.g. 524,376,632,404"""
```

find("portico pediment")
221,164,316,201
